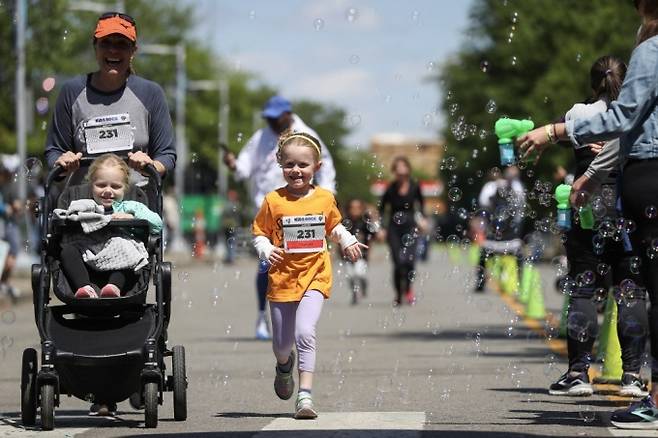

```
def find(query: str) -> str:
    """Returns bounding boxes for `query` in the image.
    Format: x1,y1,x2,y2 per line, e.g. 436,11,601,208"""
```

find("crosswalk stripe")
608,427,658,436
259,411,425,434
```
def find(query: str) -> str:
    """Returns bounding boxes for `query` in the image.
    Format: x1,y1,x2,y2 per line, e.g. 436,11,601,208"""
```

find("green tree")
437,0,638,212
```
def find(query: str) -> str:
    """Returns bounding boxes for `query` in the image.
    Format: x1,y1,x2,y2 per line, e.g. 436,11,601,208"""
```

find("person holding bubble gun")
554,184,594,230
494,118,534,166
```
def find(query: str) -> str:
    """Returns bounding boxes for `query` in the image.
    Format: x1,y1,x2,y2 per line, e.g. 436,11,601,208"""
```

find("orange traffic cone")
193,209,207,258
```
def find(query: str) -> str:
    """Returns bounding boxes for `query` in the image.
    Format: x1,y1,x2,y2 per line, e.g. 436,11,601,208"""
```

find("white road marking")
259,411,425,436
608,427,658,436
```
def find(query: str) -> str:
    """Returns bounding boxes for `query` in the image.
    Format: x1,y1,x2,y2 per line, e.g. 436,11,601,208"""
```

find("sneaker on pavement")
256,314,271,340
100,284,121,298
294,392,318,419
619,373,649,398
274,351,295,400
75,285,98,299
548,371,593,396
611,396,658,429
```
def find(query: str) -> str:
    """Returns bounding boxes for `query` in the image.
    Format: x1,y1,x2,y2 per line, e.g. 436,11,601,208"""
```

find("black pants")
563,218,647,374
60,244,134,293
387,225,418,301
622,159,658,381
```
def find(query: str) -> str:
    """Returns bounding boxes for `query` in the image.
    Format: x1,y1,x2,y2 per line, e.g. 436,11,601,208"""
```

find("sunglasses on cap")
99,12,136,28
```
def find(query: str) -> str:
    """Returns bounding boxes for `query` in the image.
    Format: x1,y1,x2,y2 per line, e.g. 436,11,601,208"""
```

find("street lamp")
186,78,229,199
140,43,187,252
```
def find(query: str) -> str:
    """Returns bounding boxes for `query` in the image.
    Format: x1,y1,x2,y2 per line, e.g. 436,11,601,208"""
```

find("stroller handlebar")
43,156,163,229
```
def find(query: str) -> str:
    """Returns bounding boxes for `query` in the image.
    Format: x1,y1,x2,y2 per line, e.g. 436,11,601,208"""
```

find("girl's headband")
279,133,321,157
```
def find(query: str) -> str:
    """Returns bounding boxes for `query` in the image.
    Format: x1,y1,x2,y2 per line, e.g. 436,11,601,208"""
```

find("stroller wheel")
40,383,55,431
21,348,38,426
144,382,158,428
172,345,187,421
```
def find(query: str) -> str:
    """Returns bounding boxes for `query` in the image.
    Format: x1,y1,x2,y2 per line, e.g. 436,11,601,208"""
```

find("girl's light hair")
86,153,131,186
276,129,322,163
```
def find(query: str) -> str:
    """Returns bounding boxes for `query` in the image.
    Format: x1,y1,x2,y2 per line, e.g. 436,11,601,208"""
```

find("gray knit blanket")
54,199,149,271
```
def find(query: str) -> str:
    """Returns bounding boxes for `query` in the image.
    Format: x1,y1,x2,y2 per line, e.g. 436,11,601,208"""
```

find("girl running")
252,131,366,419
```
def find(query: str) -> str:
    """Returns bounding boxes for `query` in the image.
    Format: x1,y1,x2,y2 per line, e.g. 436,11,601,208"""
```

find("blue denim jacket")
566,35,658,161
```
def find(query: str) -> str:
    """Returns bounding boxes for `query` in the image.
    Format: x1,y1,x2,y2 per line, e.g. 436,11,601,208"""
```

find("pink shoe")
100,284,121,298
75,285,98,299
405,289,416,305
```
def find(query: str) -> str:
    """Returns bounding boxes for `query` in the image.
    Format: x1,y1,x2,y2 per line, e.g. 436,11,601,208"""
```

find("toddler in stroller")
54,153,162,299
20,154,186,430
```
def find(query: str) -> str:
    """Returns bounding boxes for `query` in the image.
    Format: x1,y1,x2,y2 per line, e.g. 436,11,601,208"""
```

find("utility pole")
16,0,27,201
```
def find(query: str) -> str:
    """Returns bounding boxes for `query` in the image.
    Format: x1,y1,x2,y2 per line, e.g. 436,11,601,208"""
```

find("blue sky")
188,0,474,147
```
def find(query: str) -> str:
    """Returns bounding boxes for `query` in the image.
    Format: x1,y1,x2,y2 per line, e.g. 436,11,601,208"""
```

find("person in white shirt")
224,96,336,339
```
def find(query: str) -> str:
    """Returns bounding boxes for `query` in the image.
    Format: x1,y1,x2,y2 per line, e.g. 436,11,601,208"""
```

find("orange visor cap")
94,16,137,42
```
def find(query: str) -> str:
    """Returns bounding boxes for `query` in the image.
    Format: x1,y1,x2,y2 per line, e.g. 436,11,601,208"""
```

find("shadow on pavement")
1,410,142,429
214,412,290,419
118,431,581,437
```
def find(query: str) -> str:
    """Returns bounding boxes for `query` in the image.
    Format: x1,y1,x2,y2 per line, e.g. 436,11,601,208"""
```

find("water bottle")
554,184,572,231
499,142,515,166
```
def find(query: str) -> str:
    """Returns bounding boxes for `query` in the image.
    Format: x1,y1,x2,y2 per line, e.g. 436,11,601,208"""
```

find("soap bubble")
313,18,325,30
448,187,462,202
485,100,497,114
346,7,358,22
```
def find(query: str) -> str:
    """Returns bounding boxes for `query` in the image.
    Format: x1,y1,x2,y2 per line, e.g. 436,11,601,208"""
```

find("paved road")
0,245,647,437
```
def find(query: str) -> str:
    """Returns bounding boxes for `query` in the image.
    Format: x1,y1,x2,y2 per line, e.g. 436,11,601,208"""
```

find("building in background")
369,133,444,215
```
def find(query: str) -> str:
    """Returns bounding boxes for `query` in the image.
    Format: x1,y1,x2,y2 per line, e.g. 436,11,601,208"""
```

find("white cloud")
288,68,372,101
301,0,381,31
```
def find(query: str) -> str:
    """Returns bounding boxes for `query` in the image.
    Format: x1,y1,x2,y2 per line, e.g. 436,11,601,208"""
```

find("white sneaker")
256,313,271,340
294,393,317,419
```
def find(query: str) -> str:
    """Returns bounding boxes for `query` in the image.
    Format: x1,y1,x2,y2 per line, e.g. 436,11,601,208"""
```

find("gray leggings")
269,290,324,372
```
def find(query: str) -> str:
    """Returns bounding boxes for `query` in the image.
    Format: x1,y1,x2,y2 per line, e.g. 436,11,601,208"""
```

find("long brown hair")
636,0,658,45
590,56,627,101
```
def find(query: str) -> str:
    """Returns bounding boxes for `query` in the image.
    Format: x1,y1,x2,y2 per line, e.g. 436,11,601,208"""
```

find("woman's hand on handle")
127,151,165,175
54,152,82,172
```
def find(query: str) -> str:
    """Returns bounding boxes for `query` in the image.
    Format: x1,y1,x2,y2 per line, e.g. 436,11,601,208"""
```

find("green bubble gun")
494,118,534,166
554,184,594,230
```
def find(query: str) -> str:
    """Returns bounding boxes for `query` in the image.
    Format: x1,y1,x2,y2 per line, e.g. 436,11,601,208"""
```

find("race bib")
84,113,134,154
282,215,326,253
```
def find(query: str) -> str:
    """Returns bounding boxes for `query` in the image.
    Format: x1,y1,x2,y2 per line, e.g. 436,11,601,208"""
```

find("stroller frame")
20,157,187,430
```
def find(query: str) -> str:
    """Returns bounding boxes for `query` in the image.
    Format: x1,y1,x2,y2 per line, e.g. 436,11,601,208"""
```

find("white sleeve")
252,235,276,261
234,131,260,181
329,224,358,249
315,139,336,193
478,182,496,208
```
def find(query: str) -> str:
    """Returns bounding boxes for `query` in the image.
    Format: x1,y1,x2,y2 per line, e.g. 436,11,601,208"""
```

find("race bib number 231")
282,215,326,253
84,113,134,154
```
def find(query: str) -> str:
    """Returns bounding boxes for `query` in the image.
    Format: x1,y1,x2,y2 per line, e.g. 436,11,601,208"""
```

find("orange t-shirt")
252,187,342,302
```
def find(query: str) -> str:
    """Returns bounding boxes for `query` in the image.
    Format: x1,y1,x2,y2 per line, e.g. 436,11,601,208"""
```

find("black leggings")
60,244,134,293
622,159,658,381
563,217,647,374
387,225,417,301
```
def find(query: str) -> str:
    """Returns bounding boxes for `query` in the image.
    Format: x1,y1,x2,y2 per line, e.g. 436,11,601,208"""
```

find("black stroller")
21,157,187,430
